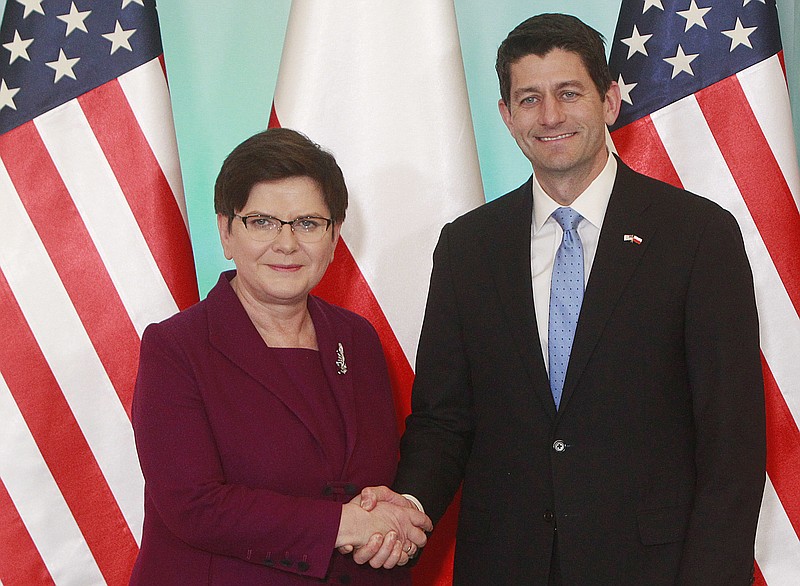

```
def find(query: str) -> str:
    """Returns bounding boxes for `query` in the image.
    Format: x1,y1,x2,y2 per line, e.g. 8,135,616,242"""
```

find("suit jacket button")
297,561,310,572
543,510,555,523
553,439,566,452
280,558,293,567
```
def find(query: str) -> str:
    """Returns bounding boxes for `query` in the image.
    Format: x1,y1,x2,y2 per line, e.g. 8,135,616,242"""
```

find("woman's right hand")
335,498,431,568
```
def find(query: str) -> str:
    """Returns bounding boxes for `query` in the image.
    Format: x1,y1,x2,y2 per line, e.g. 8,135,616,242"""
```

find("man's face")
499,49,620,195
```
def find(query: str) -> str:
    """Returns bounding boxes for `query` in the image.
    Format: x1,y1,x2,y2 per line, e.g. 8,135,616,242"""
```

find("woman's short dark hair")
214,128,348,229
496,13,612,106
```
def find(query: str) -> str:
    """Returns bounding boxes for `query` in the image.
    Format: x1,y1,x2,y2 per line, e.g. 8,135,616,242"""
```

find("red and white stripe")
611,53,800,585
271,2,484,584
0,57,197,585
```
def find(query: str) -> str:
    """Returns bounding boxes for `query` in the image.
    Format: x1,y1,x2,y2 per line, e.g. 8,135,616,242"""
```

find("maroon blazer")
130,271,410,585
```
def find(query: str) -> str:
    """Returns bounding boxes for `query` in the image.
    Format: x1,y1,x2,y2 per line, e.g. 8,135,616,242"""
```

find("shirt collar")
531,152,617,233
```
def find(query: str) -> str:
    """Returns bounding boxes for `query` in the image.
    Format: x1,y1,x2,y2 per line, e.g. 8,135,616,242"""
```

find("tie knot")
551,207,583,232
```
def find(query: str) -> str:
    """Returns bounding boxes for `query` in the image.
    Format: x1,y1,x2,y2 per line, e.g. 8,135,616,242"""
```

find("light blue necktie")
548,207,584,410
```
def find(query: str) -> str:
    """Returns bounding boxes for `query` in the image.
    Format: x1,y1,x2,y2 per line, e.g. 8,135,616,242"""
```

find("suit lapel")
206,273,335,463
559,162,658,411
489,179,556,418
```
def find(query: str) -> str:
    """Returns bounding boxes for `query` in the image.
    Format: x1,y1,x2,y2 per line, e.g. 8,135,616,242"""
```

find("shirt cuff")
402,493,425,514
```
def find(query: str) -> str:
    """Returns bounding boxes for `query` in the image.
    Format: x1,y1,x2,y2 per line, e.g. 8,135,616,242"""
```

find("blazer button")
543,510,555,523
552,439,567,452
297,561,310,572
280,558,293,568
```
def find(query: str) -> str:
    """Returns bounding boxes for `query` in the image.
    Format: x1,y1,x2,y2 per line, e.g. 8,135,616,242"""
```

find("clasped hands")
335,486,432,569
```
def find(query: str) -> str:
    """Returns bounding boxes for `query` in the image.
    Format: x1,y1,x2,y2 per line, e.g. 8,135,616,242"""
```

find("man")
356,13,765,585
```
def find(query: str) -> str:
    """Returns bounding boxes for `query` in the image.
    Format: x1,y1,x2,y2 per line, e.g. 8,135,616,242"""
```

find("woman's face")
218,176,339,309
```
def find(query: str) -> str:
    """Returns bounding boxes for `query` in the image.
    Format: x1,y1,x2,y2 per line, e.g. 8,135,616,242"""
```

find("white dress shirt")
531,153,617,372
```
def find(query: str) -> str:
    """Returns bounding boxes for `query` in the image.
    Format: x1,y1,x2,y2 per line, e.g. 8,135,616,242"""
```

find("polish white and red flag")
0,0,197,584
608,1,800,583
270,1,484,583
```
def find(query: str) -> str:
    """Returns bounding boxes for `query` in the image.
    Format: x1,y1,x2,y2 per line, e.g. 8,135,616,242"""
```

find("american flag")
608,0,800,583
0,0,197,584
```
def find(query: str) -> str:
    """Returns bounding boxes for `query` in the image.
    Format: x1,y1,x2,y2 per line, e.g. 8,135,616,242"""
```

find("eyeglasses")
233,214,333,243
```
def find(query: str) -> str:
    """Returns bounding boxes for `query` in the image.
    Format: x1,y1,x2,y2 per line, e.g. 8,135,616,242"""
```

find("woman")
130,128,430,585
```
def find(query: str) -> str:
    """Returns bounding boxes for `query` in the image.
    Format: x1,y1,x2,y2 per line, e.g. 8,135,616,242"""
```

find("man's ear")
603,81,622,127
498,98,514,133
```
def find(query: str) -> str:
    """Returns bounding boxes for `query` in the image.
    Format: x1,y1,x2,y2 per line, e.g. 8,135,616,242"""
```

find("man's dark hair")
496,13,612,106
214,127,348,230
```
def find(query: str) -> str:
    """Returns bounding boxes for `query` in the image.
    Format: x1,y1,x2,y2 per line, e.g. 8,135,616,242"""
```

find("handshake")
335,486,433,569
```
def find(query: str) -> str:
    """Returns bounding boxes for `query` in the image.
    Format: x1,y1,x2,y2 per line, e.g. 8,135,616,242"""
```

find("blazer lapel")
206,273,332,456
307,296,358,476
559,162,658,411
489,179,556,418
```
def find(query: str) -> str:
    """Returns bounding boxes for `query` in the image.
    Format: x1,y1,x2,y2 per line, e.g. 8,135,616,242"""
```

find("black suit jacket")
395,161,765,585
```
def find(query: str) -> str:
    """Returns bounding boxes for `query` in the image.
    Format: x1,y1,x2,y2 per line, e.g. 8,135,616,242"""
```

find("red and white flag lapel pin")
623,234,643,245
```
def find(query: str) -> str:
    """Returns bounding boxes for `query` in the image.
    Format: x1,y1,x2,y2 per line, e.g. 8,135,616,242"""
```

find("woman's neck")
231,276,317,349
